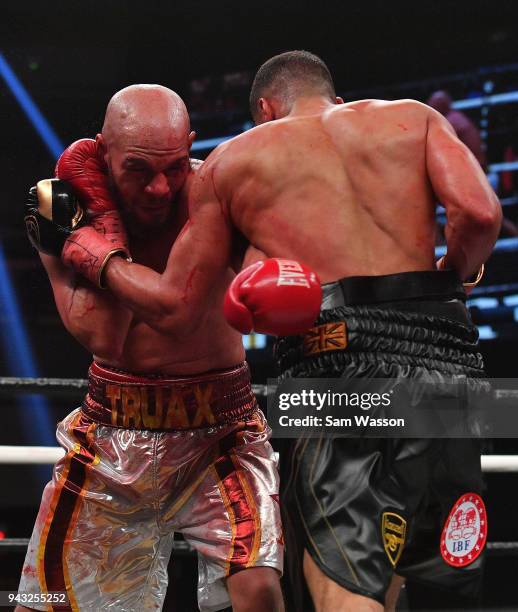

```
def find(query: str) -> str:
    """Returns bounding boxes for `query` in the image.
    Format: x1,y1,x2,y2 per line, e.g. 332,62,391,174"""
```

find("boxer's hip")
82,361,258,430
275,270,485,379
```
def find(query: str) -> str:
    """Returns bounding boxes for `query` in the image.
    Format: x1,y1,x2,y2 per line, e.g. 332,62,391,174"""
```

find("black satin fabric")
276,272,486,608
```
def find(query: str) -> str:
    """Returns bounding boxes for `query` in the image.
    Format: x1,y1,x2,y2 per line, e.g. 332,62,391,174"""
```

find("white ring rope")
480,454,518,473
0,446,516,472
0,445,64,464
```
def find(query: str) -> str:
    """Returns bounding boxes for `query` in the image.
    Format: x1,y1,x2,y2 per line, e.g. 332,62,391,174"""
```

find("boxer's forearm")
103,166,233,333
442,209,501,280
427,111,502,279
40,253,132,358
103,257,191,334
441,181,502,280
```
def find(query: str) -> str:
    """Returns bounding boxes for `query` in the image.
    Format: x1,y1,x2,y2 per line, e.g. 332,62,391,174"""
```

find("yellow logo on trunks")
303,322,347,356
382,512,406,567
104,383,215,428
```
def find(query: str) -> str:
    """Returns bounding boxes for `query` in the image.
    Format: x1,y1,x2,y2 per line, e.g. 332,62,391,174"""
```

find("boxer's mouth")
141,202,170,211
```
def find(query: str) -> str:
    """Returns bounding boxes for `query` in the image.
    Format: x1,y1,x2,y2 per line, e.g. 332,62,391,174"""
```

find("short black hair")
249,50,335,120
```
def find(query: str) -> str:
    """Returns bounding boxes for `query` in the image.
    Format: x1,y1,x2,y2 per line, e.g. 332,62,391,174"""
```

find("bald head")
99,85,195,230
102,84,190,149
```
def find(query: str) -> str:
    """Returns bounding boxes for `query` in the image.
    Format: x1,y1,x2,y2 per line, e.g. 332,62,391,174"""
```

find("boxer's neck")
288,96,335,118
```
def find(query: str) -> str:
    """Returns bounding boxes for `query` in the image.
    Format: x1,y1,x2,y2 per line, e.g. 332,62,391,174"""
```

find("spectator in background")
428,89,518,237
427,90,486,166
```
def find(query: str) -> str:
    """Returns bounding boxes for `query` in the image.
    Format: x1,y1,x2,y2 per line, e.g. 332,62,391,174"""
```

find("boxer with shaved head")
20,84,284,612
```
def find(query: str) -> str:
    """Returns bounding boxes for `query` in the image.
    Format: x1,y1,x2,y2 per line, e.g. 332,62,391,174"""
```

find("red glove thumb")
55,138,115,216
224,258,322,336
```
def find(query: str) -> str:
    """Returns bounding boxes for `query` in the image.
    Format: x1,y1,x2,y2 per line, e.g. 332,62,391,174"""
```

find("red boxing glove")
62,226,129,289
55,139,128,252
224,258,322,336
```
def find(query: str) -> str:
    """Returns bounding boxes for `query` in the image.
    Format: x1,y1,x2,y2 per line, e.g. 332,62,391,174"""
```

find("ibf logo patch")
382,512,406,567
440,493,487,567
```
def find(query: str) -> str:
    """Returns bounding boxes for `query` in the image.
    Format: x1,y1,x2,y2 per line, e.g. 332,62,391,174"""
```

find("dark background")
1,1,518,609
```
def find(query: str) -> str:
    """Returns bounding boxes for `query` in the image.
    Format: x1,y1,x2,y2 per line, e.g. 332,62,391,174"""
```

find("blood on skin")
81,302,96,315
397,123,409,131
71,288,96,317
218,196,230,223
182,266,198,303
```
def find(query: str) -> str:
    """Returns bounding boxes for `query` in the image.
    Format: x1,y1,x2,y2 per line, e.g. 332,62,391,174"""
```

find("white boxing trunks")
19,362,283,611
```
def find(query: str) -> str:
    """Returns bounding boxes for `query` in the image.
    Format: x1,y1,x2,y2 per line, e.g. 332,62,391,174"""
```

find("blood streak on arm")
69,286,96,318
182,266,198,303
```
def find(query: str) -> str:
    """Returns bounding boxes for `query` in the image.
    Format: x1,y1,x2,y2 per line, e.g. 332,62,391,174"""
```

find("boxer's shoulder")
339,97,429,119
206,132,258,177
329,98,430,140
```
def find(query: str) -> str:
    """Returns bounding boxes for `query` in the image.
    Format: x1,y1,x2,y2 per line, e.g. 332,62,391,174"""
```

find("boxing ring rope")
0,376,268,396
0,445,63,464
2,375,517,471
453,90,518,111
0,446,516,472
0,371,517,471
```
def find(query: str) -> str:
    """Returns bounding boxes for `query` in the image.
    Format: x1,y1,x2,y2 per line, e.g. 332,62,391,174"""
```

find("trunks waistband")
82,361,258,431
322,270,465,309
274,271,482,378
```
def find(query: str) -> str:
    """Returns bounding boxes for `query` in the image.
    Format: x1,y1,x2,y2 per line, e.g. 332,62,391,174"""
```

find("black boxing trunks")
275,271,486,607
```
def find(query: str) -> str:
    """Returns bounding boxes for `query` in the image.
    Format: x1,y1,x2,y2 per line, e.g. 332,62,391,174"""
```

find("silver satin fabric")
19,408,283,611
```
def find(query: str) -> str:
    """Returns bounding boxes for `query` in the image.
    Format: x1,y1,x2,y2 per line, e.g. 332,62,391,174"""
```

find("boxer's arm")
426,110,502,280
40,253,132,359
103,160,232,334
242,245,268,269
448,112,487,168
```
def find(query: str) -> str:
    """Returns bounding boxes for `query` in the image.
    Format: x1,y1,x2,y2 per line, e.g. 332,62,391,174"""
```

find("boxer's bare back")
202,99,499,283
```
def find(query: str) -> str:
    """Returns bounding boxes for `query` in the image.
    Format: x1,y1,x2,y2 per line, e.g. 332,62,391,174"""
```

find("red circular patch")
440,493,487,567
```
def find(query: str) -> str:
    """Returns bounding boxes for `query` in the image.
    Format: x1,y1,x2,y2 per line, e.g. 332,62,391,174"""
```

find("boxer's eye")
124,158,150,173
165,159,188,174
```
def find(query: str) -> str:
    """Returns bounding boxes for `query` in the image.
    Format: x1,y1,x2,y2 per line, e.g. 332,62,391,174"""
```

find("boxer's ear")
188,131,196,148
258,98,275,124
336,96,344,105
95,133,107,160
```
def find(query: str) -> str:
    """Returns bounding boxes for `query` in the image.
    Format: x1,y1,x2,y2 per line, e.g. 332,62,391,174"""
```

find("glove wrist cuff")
62,226,130,289
98,249,131,289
